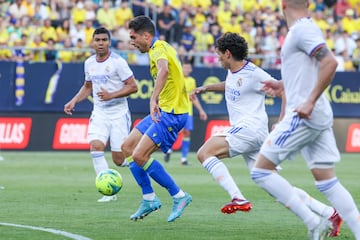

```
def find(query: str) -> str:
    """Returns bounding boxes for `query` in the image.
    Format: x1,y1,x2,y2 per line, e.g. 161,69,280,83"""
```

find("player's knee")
90,140,105,151
121,142,132,157
112,152,125,166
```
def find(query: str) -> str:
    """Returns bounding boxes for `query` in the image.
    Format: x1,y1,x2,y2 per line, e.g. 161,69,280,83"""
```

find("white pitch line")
0,222,92,240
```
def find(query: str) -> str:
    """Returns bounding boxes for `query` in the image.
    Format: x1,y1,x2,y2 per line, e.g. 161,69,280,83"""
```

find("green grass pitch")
0,151,358,240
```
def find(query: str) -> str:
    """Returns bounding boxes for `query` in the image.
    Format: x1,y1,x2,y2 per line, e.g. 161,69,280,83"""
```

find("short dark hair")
216,32,248,61
92,27,111,40
128,16,156,36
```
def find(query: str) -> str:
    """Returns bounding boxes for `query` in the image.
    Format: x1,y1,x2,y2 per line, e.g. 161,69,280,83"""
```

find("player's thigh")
109,114,131,152
88,113,110,145
301,127,340,169
197,136,229,161
225,126,265,158
260,118,317,165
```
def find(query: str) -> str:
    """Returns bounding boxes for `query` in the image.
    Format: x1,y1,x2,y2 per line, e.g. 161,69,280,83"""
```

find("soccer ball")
95,169,123,196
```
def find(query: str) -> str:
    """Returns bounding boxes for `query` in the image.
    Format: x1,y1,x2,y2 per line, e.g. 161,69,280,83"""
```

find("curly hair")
216,32,248,61
92,27,111,40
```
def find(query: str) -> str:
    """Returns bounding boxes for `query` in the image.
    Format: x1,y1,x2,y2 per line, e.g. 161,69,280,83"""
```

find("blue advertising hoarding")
0,61,359,117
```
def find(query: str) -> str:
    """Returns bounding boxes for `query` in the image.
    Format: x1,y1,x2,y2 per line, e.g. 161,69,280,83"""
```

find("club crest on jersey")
237,78,242,87
105,65,110,73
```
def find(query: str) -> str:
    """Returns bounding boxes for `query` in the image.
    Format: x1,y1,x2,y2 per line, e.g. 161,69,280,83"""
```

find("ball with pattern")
95,169,123,196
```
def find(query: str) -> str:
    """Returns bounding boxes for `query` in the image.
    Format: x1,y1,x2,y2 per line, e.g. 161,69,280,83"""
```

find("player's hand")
64,102,75,115
294,100,314,119
97,87,112,101
199,110,207,121
190,87,206,101
150,99,160,123
261,79,283,98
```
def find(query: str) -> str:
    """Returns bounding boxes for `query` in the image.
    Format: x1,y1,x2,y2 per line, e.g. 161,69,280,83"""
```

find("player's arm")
97,75,138,101
150,58,168,122
190,94,207,121
190,82,225,102
64,81,92,115
295,45,337,119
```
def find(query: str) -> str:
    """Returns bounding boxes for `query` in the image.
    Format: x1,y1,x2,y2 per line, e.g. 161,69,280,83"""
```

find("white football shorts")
88,110,131,152
260,114,340,169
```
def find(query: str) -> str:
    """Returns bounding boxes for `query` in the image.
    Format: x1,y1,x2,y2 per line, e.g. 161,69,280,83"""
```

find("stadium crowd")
0,0,360,70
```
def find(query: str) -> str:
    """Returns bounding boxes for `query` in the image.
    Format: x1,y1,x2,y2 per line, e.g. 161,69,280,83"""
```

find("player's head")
281,0,309,20
128,16,156,53
182,61,193,77
215,32,248,69
92,27,111,57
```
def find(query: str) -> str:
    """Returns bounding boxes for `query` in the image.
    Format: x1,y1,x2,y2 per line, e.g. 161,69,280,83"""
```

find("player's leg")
198,135,251,213
110,112,131,167
305,128,360,238
293,186,342,237
88,113,109,176
251,117,331,237
121,116,158,220
132,112,191,222
180,129,191,165
180,115,193,165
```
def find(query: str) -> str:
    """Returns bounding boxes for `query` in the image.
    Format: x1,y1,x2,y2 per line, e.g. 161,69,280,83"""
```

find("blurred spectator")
22,0,34,18
0,19,9,43
114,40,129,61
96,1,116,30
205,3,219,26
352,38,360,71
334,30,356,57
69,21,85,46
11,34,31,61
217,1,232,29
209,23,222,42
334,0,352,20
223,14,242,34
19,16,33,40
84,0,96,21
33,0,51,21
44,38,57,61
71,0,86,25
83,19,95,46
156,4,176,43
40,18,58,42
112,19,131,45
131,0,146,17
57,36,74,62
341,9,357,36
28,35,47,62
194,22,214,52
312,0,327,12
193,5,206,30
202,44,218,67
0,39,12,60
177,45,194,65
180,21,195,52
56,18,71,43
277,25,287,48
114,0,133,27
73,38,90,61
324,28,335,51
7,19,22,43
56,0,71,21
8,0,28,20
0,0,10,19
312,10,330,33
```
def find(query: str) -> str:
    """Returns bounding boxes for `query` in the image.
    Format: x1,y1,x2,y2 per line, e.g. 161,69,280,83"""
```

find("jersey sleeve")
296,23,326,57
116,57,134,82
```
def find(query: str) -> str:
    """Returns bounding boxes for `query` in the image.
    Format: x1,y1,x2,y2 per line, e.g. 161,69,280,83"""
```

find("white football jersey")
84,51,134,119
281,17,333,129
225,61,271,131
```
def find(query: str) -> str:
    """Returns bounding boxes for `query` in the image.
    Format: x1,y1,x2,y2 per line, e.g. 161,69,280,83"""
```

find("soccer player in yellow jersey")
122,15,192,222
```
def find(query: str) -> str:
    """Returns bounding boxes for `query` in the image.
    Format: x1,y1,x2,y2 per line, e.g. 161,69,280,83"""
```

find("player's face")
216,48,230,69
129,29,148,53
93,33,110,56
